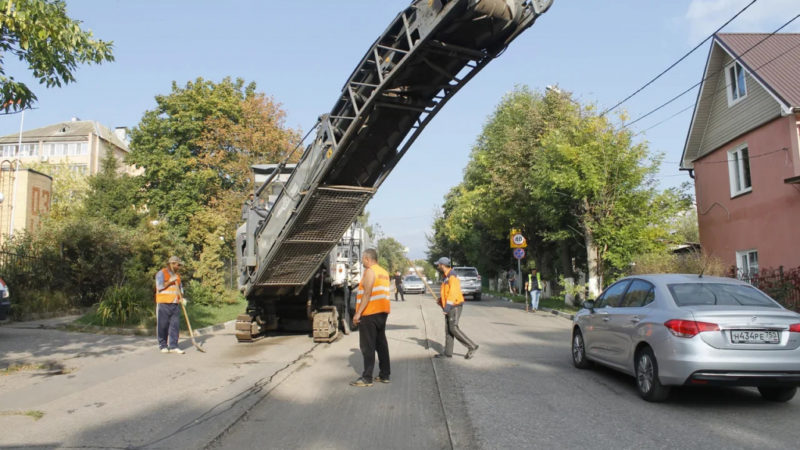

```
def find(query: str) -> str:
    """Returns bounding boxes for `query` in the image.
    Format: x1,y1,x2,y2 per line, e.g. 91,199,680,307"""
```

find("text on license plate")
730,330,780,344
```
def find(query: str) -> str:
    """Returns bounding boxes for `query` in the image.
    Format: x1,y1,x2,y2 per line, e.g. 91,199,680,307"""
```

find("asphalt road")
2,294,800,449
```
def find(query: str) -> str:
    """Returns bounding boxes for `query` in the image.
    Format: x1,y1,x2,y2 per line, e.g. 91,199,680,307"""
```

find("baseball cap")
434,257,451,266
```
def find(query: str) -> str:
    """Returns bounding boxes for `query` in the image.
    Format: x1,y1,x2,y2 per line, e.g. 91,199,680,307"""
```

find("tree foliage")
127,77,298,239
429,86,691,295
84,153,142,228
377,236,408,274
0,0,114,112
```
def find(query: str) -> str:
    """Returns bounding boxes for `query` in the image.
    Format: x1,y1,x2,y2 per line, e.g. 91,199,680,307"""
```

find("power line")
600,0,758,117
622,13,800,131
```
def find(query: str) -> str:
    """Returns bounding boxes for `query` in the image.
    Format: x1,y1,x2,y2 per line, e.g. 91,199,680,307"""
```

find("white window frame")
724,61,748,106
727,143,752,197
736,249,758,281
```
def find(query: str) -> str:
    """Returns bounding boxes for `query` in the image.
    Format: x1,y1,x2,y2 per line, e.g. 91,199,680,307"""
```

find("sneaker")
375,375,391,384
169,348,185,354
350,377,373,387
160,348,169,353
433,353,452,359
465,345,479,360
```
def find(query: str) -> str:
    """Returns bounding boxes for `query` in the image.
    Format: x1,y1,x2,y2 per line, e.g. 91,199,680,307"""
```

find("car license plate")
730,330,780,344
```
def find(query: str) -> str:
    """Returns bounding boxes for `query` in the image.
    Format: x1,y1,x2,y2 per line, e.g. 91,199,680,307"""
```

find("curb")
56,319,236,337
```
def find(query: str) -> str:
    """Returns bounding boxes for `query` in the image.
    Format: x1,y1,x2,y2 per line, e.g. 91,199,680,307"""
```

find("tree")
377,237,408,274
429,86,689,297
84,153,142,228
127,77,298,239
0,0,114,113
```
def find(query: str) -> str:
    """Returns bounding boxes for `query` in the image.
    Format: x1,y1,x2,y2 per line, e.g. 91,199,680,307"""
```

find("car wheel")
635,347,670,402
758,386,797,402
474,293,481,301
572,329,592,369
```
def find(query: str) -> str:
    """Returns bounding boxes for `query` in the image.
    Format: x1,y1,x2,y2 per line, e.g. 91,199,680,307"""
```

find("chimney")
114,126,130,146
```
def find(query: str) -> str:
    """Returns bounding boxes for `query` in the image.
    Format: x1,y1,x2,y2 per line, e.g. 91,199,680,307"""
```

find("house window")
725,61,747,105
736,249,758,281
69,164,88,175
19,143,38,157
43,141,87,157
1,144,16,158
728,144,752,197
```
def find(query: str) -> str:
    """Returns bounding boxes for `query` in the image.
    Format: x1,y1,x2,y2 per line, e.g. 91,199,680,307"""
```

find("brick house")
680,33,800,277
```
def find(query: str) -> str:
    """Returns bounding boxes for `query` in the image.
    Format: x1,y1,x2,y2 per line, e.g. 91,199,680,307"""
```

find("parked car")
571,274,800,402
453,267,481,301
402,275,426,294
0,277,10,321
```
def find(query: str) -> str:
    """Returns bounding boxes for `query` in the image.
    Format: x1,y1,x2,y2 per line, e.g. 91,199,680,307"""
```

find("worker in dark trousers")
155,256,185,354
434,257,479,359
350,248,391,386
393,271,405,301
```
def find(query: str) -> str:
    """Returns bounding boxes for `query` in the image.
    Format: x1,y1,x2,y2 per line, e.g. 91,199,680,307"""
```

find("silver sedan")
571,274,800,402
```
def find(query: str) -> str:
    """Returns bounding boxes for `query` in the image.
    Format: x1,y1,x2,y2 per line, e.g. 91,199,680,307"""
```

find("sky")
1,0,798,260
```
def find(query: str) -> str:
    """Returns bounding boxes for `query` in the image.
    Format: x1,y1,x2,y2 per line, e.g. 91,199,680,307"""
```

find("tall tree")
0,0,114,113
127,77,298,239
84,153,141,228
430,86,689,297
377,236,408,274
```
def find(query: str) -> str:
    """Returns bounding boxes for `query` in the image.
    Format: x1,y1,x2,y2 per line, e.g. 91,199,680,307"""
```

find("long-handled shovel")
180,300,206,353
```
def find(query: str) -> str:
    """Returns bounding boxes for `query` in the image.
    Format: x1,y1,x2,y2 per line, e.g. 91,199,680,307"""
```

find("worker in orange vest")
350,248,391,387
434,257,479,359
155,256,185,354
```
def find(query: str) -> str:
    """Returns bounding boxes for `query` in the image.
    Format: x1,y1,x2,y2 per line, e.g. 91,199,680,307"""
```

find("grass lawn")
75,296,247,332
484,290,582,314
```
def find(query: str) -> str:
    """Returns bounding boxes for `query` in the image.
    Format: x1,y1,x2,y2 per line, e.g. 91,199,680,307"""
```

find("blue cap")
435,257,451,266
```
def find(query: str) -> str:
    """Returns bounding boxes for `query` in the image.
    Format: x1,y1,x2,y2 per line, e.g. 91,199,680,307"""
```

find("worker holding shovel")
155,256,187,354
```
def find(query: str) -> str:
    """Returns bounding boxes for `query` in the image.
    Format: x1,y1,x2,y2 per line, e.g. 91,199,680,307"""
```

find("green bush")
629,251,727,277
185,279,218,306
9,289,72,319
96,284,153,325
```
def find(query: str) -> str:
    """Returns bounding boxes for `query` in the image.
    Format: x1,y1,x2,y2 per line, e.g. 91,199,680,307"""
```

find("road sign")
513,248,525,260
510,228,527,248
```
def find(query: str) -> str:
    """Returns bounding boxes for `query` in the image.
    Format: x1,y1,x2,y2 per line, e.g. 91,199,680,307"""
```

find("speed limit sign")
510,230,527,248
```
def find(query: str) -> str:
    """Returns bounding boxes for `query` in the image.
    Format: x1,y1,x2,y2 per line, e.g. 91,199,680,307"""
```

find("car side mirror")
583,300,595,311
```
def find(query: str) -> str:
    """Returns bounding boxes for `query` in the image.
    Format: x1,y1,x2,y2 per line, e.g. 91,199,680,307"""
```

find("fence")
735,266,800,312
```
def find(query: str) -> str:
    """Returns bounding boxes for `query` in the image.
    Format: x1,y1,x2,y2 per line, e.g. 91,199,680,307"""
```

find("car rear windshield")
667,283,779,308
454,268,478,278
405,276,421,282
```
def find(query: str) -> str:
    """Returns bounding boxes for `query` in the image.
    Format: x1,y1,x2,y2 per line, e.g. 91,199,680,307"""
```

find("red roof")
716,33,800,107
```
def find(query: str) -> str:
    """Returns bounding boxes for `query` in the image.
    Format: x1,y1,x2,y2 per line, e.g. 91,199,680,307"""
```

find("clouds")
685,0,800,42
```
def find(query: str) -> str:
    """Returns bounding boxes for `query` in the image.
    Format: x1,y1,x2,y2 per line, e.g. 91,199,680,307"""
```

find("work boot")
465,345,479,360
350,377,373,387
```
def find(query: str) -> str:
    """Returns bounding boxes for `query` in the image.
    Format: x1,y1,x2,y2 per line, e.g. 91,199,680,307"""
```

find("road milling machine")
235,0,553,342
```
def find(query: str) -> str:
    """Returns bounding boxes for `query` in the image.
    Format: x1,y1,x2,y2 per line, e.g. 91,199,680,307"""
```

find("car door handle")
630,317,640,323
603,316,610,322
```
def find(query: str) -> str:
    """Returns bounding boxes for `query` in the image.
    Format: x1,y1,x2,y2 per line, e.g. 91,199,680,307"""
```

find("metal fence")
737,266,800,312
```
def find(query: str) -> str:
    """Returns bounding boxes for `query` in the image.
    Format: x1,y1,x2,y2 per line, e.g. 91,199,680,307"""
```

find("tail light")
789,324,800,333
664,319,719,338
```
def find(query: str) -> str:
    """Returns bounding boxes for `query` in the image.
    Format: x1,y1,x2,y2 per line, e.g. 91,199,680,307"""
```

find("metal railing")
737,266,800,312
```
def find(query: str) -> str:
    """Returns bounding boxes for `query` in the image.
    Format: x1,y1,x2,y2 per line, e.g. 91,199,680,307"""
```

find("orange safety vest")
155,268,182,304
356,264,391,316
439,268,464,310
